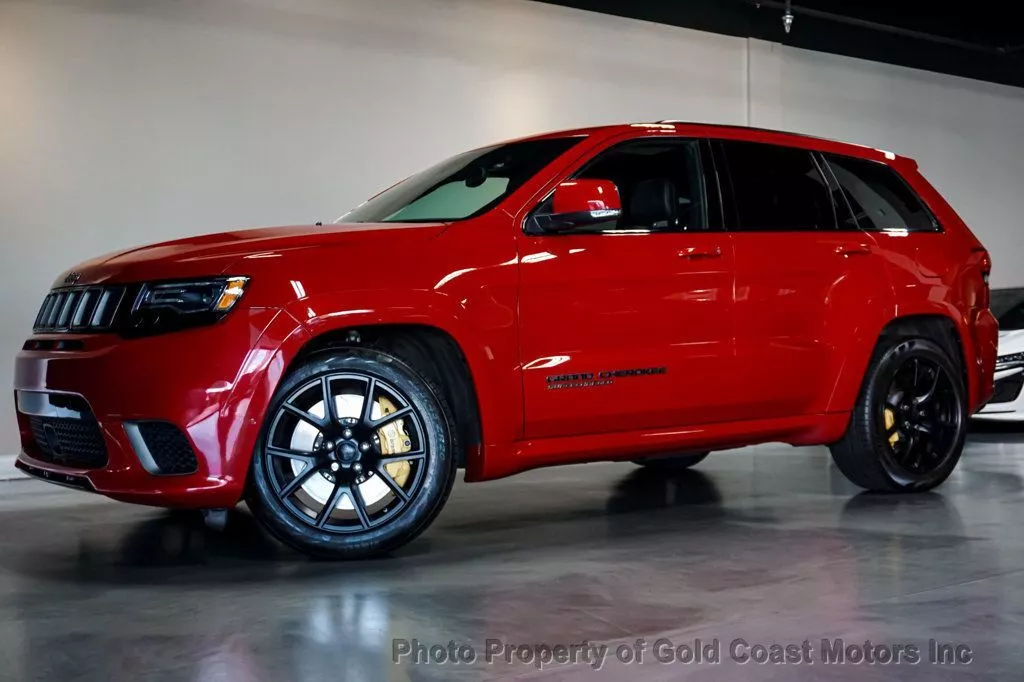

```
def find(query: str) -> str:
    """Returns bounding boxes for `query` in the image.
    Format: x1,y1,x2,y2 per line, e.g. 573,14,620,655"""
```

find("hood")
998,328,1024,355
54,222,447,287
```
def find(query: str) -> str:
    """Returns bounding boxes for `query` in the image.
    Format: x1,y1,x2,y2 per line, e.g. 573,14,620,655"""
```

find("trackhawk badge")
63,271,82,285
545,366,667,390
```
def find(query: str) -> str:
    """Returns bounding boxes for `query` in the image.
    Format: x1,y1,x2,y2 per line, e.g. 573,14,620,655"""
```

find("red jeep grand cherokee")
15,122,997,558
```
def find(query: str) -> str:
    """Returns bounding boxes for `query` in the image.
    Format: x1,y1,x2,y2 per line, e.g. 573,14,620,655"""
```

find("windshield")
340,137,583,223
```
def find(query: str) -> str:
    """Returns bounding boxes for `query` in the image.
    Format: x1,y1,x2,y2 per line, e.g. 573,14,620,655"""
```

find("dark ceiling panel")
535,0,1024,89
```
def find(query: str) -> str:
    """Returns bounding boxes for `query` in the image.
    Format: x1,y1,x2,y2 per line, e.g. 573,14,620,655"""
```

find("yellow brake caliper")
375,396,412,487
884,407,900,447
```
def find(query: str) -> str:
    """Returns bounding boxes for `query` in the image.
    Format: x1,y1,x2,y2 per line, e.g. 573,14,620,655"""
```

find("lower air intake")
990,374,1024,405
28,415,108,469
130,421,199,475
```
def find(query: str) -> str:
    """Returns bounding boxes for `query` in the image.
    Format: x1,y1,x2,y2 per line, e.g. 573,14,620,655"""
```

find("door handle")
836,244,871,257
678,246,722,259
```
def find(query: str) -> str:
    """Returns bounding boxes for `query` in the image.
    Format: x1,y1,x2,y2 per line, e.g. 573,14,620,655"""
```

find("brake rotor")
287,393,413,509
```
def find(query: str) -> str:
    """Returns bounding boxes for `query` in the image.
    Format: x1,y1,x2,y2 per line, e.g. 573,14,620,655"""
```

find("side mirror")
531,179,622,233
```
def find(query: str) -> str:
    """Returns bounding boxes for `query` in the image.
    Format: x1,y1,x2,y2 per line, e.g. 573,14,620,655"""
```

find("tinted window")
824,154,936,231
536,139,707,233
719,141,835,231
342,137,582,223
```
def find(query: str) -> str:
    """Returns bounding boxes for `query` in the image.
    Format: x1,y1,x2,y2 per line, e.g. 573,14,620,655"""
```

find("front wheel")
830,337,966,492
247,348,457,559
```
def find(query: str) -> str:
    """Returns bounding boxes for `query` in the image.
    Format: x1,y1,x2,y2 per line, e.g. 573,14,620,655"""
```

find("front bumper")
13,307,306,507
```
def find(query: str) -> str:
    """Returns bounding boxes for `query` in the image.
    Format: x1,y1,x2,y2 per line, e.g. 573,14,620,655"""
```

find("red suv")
14,122,997,558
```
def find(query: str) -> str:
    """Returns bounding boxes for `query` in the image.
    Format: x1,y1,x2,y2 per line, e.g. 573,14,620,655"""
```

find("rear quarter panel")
852,160,995,413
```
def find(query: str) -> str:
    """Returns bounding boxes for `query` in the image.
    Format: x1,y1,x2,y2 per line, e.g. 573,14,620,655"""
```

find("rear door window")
718,140,837,231
823,154,937,231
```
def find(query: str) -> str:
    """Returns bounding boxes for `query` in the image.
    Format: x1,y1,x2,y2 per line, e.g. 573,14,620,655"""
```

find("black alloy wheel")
247,349,457,558
878,355,963,483
830,337,966,492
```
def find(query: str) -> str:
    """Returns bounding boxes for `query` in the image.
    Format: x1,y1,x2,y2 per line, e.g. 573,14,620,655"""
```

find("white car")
976,290,1024,421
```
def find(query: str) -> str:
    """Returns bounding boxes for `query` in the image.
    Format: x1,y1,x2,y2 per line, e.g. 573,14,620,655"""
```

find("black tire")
633,451,710,472
246,347,458,559
830,337,966,493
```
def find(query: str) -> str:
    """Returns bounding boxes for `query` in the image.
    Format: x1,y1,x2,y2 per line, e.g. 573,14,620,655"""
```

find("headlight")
126,276,249,335
996,351,1024,372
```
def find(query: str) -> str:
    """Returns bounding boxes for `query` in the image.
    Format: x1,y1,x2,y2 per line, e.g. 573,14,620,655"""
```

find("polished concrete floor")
2,427,1024,681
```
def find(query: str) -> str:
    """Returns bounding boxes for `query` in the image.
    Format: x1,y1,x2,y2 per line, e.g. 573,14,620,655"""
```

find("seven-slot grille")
33,286,128,333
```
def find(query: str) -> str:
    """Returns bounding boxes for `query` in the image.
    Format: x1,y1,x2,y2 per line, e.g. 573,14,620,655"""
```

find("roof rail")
656,120,821,139
648,121,902,160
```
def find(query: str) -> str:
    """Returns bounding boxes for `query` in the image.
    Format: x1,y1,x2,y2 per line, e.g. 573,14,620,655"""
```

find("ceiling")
536,0,1024,88
791,1,1023,50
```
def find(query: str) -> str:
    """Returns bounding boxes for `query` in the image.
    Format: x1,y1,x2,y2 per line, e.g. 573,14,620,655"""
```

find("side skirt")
468,412,851,481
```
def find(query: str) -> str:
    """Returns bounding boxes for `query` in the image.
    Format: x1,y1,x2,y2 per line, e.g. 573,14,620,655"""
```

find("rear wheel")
247,348,457,559
830,337,966,492
633,452,710,472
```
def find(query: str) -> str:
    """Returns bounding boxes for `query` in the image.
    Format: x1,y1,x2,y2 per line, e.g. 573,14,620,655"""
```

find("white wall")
771,41,1024,279
1,0,1023,454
